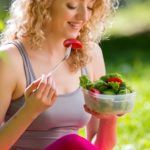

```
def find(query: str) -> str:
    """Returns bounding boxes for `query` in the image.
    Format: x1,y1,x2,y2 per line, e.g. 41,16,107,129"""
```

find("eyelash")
87,7,93,11
67,4,93,11
67,4,76,9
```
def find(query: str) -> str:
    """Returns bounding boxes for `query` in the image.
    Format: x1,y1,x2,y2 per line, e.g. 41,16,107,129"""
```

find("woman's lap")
44,134,99,150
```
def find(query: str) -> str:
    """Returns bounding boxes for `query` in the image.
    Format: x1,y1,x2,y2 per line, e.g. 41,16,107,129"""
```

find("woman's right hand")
23,74,57,116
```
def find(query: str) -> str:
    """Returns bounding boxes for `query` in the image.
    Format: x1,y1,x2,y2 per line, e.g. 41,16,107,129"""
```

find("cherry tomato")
89,88,101,95
63,38,83,49
107,77,123,84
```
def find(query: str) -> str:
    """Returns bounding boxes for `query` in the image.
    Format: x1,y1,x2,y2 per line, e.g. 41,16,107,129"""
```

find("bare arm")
0,48,57,150
0,49,38,149
94,117,117,150
85,43,117,150
86,115,117,150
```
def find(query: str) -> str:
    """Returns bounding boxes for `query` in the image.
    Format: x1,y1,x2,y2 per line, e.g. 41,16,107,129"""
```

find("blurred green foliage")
105,1,150,37
0,9,7,32
101,33,150,150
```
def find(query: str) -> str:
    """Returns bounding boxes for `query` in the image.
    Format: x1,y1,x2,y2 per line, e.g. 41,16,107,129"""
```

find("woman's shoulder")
86,41,106,81
87,41,102,56
0,44,21,122
0,44,21,86
0,43,23,70
0,43,21,62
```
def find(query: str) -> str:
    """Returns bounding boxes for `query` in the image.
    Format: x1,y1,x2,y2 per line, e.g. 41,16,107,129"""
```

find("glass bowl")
83,89,136,115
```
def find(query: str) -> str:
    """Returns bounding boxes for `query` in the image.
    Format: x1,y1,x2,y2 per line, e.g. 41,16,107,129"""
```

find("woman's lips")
68,22,82,30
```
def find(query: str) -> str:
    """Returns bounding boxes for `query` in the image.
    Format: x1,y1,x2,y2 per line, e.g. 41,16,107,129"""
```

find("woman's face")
48,0,96,39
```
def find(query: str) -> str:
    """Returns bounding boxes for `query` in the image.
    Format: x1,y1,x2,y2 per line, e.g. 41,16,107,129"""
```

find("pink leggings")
44,134,100,150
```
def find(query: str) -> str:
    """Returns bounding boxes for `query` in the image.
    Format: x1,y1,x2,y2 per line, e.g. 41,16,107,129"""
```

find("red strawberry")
89,88,101,95
107,77,123,84
63,38,83,49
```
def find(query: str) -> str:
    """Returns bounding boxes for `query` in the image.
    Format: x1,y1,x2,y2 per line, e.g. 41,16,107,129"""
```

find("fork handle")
47,57,66,77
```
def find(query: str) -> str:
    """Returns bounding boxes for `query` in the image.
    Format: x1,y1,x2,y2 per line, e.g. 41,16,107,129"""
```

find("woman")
0,0,118,149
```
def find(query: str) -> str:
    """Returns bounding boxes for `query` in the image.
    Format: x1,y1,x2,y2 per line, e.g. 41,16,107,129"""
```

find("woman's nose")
76,7,90,22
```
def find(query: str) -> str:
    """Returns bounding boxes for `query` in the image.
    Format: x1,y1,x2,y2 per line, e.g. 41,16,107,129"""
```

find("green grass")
114,68,150,150
101,32,150,150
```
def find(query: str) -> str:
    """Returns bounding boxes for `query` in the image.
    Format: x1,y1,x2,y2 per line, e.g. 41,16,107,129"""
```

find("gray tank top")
6,40,91,150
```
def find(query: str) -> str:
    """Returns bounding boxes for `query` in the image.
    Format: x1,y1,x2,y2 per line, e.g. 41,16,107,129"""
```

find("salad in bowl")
80,73,136,115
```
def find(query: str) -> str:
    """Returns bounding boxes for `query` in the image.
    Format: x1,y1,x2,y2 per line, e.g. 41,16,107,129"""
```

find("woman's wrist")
100,115,118,123
21,104,39,120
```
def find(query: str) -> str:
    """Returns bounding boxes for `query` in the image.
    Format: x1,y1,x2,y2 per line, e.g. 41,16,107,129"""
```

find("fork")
46,45,72,77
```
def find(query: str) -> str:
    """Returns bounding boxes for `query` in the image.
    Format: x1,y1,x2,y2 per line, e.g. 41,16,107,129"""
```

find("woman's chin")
64,32,79,39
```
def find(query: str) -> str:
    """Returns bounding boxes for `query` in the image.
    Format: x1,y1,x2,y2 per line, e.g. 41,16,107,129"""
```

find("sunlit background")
0,0,150,150
101,1,150,150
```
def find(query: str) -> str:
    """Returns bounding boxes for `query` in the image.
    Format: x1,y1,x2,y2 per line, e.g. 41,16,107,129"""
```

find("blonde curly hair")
1,0,118,71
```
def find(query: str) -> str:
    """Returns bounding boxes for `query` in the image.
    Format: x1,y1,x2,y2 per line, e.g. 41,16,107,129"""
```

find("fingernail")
48,76,52,85
41,74,46,83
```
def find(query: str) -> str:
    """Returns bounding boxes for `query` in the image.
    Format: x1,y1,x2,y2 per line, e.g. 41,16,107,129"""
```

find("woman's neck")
42,35,66,54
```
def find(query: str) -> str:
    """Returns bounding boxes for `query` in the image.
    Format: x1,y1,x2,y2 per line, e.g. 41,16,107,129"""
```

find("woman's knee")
44,134,98,150
60,134,96,149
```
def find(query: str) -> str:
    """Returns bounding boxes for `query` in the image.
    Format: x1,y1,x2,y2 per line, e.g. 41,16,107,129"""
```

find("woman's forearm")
94,116,117,150
0,106,38,150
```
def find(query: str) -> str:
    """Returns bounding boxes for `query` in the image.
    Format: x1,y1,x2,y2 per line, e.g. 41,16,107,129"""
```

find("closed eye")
67,4,77,10
87,7,93,11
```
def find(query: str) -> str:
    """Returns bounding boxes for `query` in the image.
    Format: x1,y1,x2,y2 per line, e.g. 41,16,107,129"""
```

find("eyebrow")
90,0,96,3
79,0,95,2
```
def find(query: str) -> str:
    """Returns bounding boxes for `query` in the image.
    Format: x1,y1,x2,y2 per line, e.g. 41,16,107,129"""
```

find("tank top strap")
81,67,89,76
7,40,36,87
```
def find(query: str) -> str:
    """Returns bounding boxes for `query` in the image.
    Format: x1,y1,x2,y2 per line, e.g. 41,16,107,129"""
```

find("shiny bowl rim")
82,88,136,99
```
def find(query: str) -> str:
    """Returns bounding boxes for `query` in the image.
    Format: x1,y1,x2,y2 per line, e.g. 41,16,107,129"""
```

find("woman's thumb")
24,75,45,96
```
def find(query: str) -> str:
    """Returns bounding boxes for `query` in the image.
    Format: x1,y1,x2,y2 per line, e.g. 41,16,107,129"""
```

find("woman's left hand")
84,104,119,119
